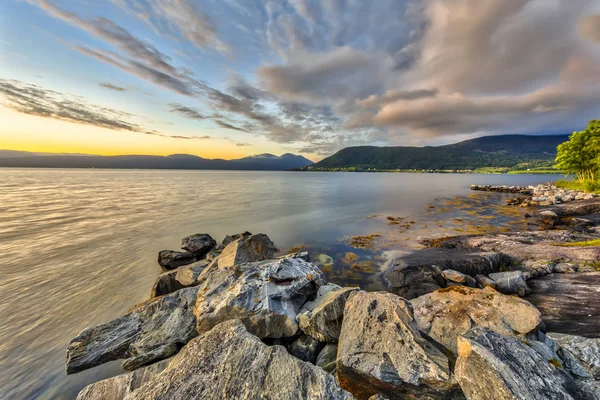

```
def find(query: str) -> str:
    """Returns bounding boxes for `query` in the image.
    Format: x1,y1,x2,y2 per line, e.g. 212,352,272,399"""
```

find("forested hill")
307,134,569,171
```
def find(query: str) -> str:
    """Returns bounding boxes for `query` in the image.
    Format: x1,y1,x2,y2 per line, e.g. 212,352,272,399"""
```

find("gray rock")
119,320,354,400
442,269,477,287
180,233,216,257
475,274,496,289
289,334,325,364
383,248,507,299
540,210,559,218
553,263,579,274
174,259,209,286
411,286,542,355
76,359,169,400
455,327,594,400
298,284,359,343
337,291,459,400
194,256,325,338
278,251,311,262
221,231,252,247
216,233,275,268
150,270,183,298
66,286,199,374
157,250,196,270
549,333,600,379
488,271,530,296
121,344,177,371
316,343,338,373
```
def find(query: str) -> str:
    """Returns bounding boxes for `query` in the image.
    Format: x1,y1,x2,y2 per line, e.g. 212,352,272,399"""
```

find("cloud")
215,120,248,132
168,103,206,120
99,82,127,92
579,15,600,43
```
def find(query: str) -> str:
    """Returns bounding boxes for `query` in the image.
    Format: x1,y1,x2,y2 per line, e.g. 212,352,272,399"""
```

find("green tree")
555,120,600,182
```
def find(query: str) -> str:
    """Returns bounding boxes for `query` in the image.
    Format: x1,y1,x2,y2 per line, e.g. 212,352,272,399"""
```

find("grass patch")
553,239,600,247
555,179,600,193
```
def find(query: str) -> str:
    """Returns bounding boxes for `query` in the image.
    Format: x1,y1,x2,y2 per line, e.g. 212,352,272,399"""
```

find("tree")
555,120,600,182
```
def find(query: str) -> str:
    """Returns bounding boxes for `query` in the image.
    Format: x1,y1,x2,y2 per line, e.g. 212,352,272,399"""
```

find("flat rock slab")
66,287,199,374
382,248,507,299
117,320,355,400
527,273,600,337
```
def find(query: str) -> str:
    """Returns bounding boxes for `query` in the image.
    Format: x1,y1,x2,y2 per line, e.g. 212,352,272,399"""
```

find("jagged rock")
121,344,177,371
337,291,459,399
66,287,199,374
150,259,209,298
76,359,169,400
180,233,216,257
442,269,477,287
298,284,359,343
383,248,507,299
488,271,530,296
289,334,325,364
411,286,542,354
194,256,325,338
548,333,600,379
204,247,222,261
455,327,596,400
475,274,496,289
157,250,196,270
221,231,252,247
116,320,355,400
316,344,338,373
216,233,275,268
150,270,183,298
174,259,209,286
278,251,311,262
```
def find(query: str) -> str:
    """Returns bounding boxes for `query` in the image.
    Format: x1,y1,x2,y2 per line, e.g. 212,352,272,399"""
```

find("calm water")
0,169,561,399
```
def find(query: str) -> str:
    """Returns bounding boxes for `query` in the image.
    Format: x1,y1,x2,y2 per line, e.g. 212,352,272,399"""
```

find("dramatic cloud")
99,82,127,92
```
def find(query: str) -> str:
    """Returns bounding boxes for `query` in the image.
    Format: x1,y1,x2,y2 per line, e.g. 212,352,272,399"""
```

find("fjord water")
0,168,561,399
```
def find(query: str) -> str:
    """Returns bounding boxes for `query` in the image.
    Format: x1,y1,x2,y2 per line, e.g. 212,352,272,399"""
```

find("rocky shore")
68,189,600,400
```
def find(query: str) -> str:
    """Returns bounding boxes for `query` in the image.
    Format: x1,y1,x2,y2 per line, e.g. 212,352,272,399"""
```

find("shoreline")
66,182,600,399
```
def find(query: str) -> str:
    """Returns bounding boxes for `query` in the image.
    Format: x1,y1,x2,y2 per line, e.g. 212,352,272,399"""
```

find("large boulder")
382,248,508,299
157,250,196,270
216,233,275,268
337,291,460,400
173,259,209,286
194,256,325,338
297,284,359,343
410,286,542,354
488,271,530,296
455,327,596,400
180,233,216,257
110,320,355,400
66,287,199,374
222,231,252,247
76,359,169,400
548,333,600,379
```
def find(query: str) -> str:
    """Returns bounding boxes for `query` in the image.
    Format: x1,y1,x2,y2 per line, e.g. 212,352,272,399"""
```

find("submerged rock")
216,233,275,268
337,291,459,400
298,284,359,343
455,327,595,400
383,248,507,299
410,286,542,354
180,233,216,257
289,334,325,364
114,320,355,400
66,286,199,374
157,250,196,270
194,256,325,338
488,271,530,296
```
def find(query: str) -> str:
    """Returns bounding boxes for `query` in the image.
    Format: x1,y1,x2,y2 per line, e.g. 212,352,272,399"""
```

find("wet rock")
455,327,594,400
216,233,275,268
76,359,169,400
316,343,338,373
66,286,199,374
157,250,196,270
221,231,252,247
527,273,600,336
337,291,459,400
289,334,325,364
194,256,325,338
442,269,477,287
548,333,600,379
474,274,496,289
410,286,542,354
118,320,354,400
298,284,359,343
383,248,507,299
180,233,216,257
488,271,530,296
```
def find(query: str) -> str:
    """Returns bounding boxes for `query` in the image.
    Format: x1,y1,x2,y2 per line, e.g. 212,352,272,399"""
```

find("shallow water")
0,169,561,399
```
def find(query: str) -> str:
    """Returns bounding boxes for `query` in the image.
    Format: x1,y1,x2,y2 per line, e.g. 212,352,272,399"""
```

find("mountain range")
305,134,569,171
0,151,314,171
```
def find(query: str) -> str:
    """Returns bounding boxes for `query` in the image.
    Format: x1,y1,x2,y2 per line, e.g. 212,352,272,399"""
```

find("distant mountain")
306,134,569,171
0,151,314,171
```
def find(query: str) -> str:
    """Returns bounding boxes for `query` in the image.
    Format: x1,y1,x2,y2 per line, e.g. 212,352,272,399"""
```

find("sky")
0,0,599,161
